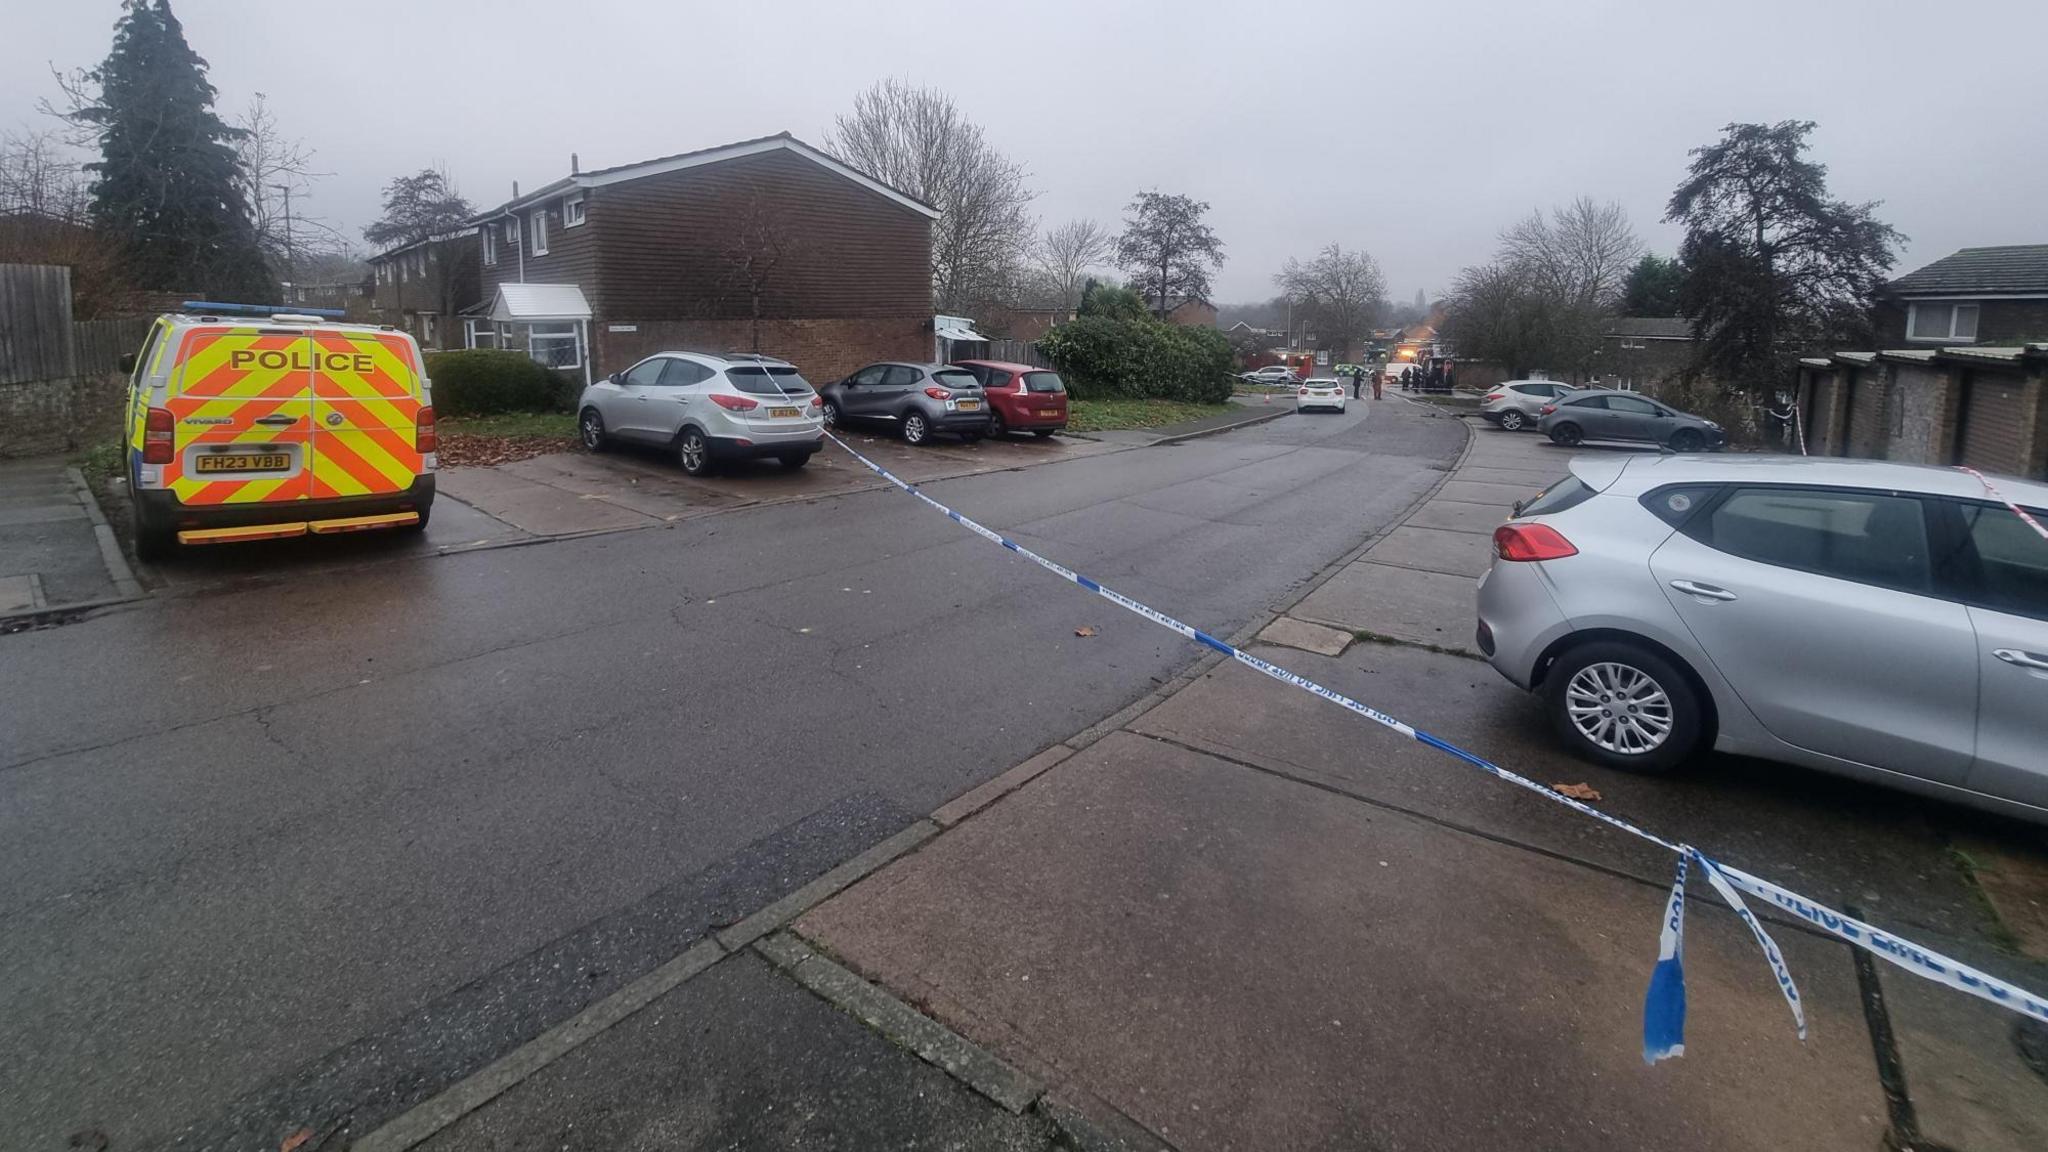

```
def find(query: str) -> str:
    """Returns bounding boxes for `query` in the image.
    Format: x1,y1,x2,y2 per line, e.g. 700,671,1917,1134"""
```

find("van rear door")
307,330,424,499
166,327,314,507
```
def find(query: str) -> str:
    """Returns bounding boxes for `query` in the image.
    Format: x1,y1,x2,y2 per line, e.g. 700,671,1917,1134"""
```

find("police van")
120,302,436,560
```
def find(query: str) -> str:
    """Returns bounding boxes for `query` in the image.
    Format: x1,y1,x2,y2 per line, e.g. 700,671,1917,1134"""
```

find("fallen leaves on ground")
436,432,578,470
1552,782,1603,801
1074,625,1097,637
280,1130,313,1152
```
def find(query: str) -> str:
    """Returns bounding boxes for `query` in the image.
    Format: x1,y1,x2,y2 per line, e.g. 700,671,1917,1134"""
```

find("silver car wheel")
1564,661,1674,755
903,412,928,445
1499,409,1525,431
679,430,708,474
579,409,605,449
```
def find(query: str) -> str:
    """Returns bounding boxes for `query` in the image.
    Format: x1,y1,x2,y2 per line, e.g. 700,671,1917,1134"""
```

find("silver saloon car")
1476,454,2048,822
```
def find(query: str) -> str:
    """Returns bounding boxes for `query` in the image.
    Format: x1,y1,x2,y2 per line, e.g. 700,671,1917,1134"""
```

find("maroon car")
950,360,1069,438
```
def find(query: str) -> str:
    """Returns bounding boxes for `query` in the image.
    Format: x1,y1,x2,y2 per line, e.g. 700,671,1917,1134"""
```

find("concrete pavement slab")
417,953,1058,1152
1291,560,1476,651
1363,524,1495,577
434,467,660,535
1254,615,1354,657
1404,498,1510,535
1454,465,1567,489
799,731,1889,1152
1880,960,2048,1152
1437,478,1538,507
0,457,119,608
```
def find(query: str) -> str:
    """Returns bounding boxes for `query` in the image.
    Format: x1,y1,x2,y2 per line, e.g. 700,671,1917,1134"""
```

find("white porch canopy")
488,284,594,388
934,313,988,360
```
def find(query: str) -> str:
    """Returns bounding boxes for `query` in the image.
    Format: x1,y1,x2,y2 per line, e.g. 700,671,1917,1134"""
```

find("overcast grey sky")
6,0,2043,304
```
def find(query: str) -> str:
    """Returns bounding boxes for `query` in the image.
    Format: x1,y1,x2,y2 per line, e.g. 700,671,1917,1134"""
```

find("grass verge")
1066,398,1232,433
439,411,578,439
437,410,579,469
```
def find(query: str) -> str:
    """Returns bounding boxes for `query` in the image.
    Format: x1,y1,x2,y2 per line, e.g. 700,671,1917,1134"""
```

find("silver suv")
1479,379,1574,431
1476,454,2048,822
577,352,825,475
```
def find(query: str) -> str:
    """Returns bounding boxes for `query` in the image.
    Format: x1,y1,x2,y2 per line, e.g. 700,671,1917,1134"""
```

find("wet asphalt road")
0,397,1465,1149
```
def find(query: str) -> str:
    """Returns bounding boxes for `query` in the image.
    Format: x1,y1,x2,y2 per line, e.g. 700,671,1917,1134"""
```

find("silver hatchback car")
577,351,825,475
1476,455,2048,822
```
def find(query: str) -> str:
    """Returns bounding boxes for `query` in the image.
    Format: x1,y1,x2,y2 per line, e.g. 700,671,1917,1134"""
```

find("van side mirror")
118,352,137,375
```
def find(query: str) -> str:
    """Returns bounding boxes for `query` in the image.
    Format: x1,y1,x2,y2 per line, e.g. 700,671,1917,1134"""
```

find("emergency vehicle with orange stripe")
121,302,437,559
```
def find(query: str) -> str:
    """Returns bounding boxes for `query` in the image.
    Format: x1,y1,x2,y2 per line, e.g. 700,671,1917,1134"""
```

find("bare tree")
1499,196,1640,309
0,126,90,221
1030,218,1112,312
233,94,342,280
824,79,1036,314
718,181,793,353
1115,191,1225,318
1273,244,1387,359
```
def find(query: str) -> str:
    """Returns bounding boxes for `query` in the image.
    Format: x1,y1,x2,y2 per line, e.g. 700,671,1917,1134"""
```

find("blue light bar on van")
180,301,348,318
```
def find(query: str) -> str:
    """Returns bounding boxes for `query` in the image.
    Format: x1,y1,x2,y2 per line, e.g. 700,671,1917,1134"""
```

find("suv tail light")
923,386,952,400
415,405,437,454
709,394,759,411
809,393,823,408
1484,392,1505,402
1538,403,1558,416
1493,522,1578,562
143,407,174,464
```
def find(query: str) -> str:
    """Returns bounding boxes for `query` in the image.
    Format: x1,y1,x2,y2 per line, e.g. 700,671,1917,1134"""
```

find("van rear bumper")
137,475,435,528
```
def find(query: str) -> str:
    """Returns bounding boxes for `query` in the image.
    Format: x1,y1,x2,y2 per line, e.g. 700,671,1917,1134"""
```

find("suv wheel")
1498,409,1526,432
1549,421,1584,447
677,428,712,476
579,407,609,452
903,412,930,445
1670,427,1705,453
988,409,1008,438
1545,641,1702,772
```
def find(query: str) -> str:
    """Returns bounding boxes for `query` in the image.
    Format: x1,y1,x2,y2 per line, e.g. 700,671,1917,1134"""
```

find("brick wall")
594,316,930,388
0,373,124,458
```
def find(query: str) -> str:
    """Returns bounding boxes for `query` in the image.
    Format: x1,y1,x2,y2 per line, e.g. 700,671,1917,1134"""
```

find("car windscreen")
727,366,812,396
1022,371,1066,394
931,369,980,390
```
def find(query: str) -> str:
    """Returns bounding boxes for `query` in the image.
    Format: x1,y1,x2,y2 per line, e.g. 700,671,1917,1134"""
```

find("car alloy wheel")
579,408,607,451
1499,409,1526,431
1564,661,1674,755
903,412,929,445
678,429,710,475
1671,428,1704,453
989,409,1007,437
821,401,840,428
1550,422,1583,446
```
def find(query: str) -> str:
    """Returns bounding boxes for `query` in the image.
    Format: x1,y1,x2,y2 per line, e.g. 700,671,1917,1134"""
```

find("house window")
506,216,520,244
419,314,437,345
1907,301,1979,343
530,208,549,256
562,192,586,228
528,323,579,369
399,259,408,283
483,224,497,266
465,318,496,349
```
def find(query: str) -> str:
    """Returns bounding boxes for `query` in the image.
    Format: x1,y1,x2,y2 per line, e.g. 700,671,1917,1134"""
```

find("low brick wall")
593,315,930,386
0,373,124,459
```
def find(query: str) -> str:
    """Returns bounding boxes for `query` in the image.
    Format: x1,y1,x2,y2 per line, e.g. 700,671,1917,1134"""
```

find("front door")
840,364,890,419
1648,486,1977,781
611,357,670,440
165,327,314,508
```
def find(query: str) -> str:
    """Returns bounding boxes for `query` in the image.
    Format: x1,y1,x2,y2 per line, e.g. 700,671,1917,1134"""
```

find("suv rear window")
931,369,979,390
727,366,812,396
1023,372,1066,394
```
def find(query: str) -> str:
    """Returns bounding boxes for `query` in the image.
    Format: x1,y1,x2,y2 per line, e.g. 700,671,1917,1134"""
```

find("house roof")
488,283,591,322
1601,317,1693,340
1886,245,2048,297
471,132,939,223
368,226,477,263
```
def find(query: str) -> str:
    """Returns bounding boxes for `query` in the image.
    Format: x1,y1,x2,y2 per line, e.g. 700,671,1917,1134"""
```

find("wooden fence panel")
73,316,154,377
0,263,78,385
982,338,1047,368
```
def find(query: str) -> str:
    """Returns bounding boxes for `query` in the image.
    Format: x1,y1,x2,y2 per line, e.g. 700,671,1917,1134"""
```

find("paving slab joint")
714,820,939,952
1035,1089,1181,1152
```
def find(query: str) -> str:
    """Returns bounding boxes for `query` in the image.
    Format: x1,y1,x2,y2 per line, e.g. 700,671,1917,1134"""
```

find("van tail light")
1538,404,1558,416
710,394,759,411
1493,522,1579,562
415,405,437,454
923,386,952,400
143,407,174,464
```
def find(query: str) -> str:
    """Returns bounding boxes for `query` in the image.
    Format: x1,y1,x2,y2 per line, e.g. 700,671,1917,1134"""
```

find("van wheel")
1549,422,1584,447
1545,641,1703,773
903,412,930,446
133,502,176,563
579,408,610,452
1499,409,1526,432
677,428,712,476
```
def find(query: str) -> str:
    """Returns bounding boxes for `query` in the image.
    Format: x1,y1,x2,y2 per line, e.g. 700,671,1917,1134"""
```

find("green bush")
1037,317,1234,404
424,349,572,416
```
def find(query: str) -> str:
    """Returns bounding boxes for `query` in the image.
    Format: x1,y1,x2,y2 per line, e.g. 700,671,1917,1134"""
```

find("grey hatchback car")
1476,454,2048,822
1537,388,1725,452
819,363,991,445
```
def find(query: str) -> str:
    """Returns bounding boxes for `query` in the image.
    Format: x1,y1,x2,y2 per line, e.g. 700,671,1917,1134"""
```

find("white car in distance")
1297,377,1348,413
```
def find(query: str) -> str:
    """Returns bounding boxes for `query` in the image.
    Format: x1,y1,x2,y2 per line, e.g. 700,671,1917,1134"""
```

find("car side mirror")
607,372,621,384
118,352,137,375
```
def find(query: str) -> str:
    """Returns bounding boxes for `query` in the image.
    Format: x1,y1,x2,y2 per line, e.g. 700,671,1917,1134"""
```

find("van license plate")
769,407,800,418
956,400,981,411
195,453,289,473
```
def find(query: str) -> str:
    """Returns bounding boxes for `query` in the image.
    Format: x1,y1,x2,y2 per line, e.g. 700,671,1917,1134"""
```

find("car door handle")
1993,649,2048,671
1668,580,1737,602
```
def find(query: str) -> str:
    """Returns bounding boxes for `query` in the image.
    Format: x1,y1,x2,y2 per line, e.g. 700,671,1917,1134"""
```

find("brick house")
1595,317,1696,388
462,132,936,387
367,228,481,349
1873,245,2048,347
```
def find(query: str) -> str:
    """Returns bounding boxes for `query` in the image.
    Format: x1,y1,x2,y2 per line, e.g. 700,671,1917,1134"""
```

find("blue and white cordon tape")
823,429,2048,1061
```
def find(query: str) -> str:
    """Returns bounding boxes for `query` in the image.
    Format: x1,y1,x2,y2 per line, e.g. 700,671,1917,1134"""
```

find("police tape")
821,429,2048,1059
1956,465,2048,542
